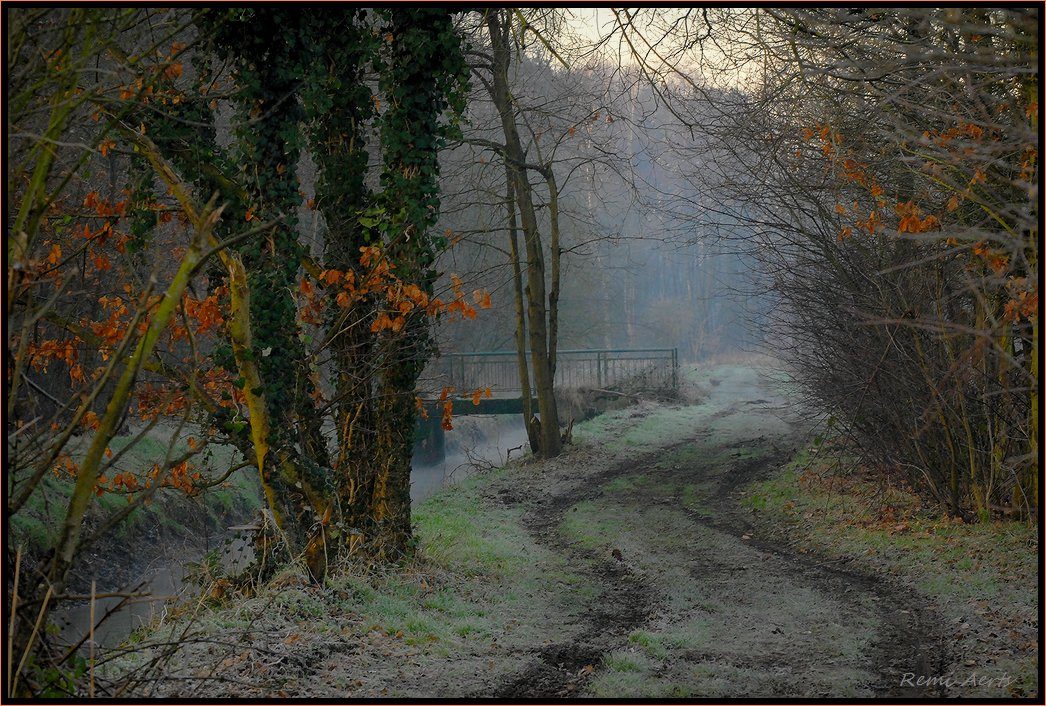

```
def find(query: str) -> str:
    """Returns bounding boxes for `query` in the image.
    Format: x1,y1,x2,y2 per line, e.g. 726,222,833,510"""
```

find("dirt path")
129,364,951,699
486,449,659,698
480,367,948,698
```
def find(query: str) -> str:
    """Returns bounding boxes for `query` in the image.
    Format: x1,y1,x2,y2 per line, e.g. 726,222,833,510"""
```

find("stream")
55,415,530,651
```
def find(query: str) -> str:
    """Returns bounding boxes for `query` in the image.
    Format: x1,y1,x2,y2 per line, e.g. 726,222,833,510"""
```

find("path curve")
485,374,947,698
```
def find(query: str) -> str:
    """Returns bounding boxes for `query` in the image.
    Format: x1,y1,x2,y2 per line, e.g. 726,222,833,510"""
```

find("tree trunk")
543,166,562,382
302,9,378,553
224,252,332,580
364,6,468,555
505,166,540,452
486,10,561,457
370,335,424,559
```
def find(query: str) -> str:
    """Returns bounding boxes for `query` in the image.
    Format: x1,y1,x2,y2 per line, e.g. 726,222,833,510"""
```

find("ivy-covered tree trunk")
301,10,381,554
209,10,335,579
368,7,469,558
371,339,425,558
182,7,466,569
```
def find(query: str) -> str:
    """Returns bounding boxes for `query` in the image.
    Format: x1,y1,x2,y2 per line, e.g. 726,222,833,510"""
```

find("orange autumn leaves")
800,120,1038,325
24,276,239,507
801,125,945,241
301,245,492,333
24,339,78,377
429,385,493,430
801,125,944,241
24,292,133,387
109,42,187,110
33,191,134,280
800,119,1023,243
894,201,941,235
53,452,201,498
1002,278,1038,324
31,241,490,500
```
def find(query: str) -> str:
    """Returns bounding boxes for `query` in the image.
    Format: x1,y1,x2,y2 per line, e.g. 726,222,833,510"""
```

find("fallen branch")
590,388,638,399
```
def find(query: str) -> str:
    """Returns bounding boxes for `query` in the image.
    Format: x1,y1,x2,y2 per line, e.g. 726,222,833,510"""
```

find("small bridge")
415,348,679,462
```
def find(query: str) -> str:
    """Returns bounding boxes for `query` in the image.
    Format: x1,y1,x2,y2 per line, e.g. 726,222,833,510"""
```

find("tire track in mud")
657,440,950,697
486,442,682,698
483,402,749,698
487,397,948,698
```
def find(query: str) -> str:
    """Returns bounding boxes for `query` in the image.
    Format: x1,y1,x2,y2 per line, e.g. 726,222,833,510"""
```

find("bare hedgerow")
613,8,1038,519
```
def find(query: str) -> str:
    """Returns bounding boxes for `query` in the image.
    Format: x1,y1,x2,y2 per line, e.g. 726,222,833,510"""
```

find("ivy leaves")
376,8,470,275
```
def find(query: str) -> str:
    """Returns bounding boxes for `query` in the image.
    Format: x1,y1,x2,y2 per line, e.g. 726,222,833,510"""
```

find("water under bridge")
415,347,679,462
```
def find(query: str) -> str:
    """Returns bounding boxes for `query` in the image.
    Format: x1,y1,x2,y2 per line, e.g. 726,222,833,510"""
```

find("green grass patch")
561,500,627,550
604,652,646,673
590,647,694,699
326,570,473,647
605,472,669,494
680,483,715,517
310,466,594,655
628,630,670,659
413,471,529,579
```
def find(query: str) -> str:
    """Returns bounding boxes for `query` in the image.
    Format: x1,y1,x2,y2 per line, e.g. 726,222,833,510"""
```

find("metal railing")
439,348,679,396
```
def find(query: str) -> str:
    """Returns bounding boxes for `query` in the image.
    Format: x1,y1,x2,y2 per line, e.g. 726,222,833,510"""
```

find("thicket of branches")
622,7,1039,518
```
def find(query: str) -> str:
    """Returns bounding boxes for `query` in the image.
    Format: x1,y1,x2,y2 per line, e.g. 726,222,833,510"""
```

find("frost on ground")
745,443,1039,697
107,361,1034,699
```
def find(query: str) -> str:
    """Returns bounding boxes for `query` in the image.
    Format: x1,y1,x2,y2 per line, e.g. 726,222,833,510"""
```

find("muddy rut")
486,392,948,698
488,447,667,698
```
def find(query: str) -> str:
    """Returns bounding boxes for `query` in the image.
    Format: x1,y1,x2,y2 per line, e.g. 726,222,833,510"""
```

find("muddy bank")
54,507,256,650
53,414,531,652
